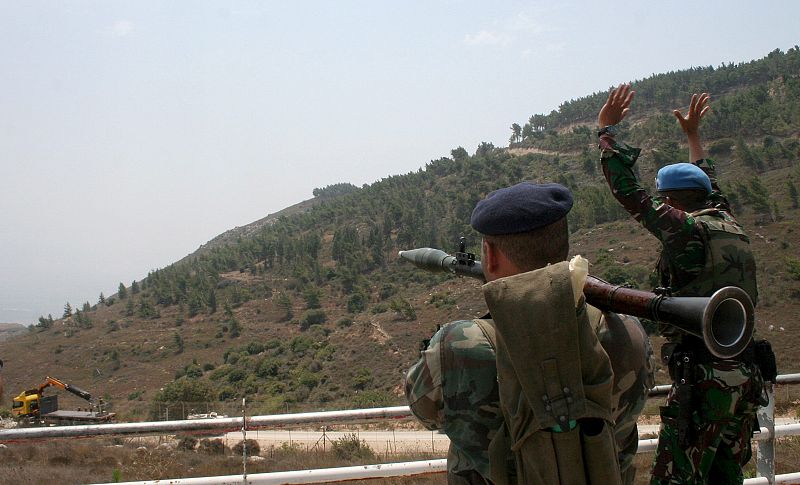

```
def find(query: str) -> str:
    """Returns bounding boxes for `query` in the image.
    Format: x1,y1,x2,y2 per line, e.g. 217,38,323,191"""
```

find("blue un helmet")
656,163,712,194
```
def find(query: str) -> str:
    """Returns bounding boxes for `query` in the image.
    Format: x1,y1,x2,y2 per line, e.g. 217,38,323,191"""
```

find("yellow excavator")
12,376,114,425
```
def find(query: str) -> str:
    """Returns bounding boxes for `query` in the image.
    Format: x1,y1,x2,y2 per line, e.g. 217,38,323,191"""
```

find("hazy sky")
1,1,798,325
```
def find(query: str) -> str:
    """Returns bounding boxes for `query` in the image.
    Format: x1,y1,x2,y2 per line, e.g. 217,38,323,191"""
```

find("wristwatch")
597,125,618,138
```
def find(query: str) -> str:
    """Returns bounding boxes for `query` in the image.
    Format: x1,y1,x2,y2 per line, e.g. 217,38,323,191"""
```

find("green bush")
232,439,261,456
246,342,266,355
300,309,327,330
331,433,375,461
350,390,394,408
176,436,198,451
255,357,280,378
297,371,320,389
787,257,800,281
370,303,388,314
428,292,455,308
150,377,214,420
389,298,416,321
198,438,226,454
347,292,368,313
227,368,247,383
351,368,373,390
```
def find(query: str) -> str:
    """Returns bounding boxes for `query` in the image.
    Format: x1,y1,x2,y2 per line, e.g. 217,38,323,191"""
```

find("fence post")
756,383,775,484
242,397,247,482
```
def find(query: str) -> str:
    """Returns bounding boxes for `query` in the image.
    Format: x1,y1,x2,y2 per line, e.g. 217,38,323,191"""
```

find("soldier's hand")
598,84,635,128
673,93,710,136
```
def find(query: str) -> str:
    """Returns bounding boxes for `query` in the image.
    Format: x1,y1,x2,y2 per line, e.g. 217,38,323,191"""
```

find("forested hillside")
2,47,799,420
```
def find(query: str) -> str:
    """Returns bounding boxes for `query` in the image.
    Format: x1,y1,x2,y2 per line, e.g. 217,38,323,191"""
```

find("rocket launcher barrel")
398,248,485,281
399,247,754,359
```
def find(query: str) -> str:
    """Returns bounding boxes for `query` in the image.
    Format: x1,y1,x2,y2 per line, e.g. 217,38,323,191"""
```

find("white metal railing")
91,465,800,485
103,460,449,485
2,374,797,485
0,405,412,441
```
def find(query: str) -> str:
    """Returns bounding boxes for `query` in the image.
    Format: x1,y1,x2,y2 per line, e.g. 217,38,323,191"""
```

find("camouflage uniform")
593,310,656,484
405,318,501,484
599,137,767,485
405,310,654,484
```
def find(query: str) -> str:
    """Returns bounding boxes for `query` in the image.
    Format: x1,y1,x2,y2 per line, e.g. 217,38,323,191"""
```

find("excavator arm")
38,377,93,403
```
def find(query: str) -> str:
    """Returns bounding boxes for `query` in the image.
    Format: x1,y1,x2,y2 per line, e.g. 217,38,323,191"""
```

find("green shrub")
300,309,327,330
227,368,247,383
297,371,320,389
218,386,236,401
370,303,388,314
176,436,198,451
389,298,417,321
351,368,373,390
347,292,368,313
350,390,395,408
787,257,800,281
428,292,455,308
255,358,280,378
290,336,313,355
246,342,266,355
150,377,214,420
332,433,375,460
198,438,226,454
232,439,261,456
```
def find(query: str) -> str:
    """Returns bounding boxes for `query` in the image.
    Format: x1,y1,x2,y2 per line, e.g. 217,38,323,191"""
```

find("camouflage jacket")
600,138,758,345
405,319,501,479
404,312,654,482
599,138,757,296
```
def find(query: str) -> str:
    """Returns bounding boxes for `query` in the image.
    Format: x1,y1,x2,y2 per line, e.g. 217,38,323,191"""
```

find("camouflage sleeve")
404,325,446,431
599,137,699,248
596,311,656,485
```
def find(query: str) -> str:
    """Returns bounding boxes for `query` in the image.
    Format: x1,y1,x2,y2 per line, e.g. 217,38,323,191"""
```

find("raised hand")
598,84,635,128
673,93,711,136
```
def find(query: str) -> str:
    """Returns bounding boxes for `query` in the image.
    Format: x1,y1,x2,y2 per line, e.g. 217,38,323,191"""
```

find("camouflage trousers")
650,360,766,485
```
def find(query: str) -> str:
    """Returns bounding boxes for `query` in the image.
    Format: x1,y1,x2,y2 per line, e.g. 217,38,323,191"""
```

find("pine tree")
275,292,293,321
118,283,128,300
788,180,799,209
38,315,54,329
174,332,185,354
208,289,217,314
303,286,321,309
63,302,73,318
98,292,106,305
131,280,140,295
223,302,241,338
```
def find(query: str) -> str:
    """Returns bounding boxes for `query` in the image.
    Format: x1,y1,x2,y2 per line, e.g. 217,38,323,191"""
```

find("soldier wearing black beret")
406,182,653,485
470,182,574,279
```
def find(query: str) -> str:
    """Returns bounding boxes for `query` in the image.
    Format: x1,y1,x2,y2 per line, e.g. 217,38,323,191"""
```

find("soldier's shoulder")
439,319,494,354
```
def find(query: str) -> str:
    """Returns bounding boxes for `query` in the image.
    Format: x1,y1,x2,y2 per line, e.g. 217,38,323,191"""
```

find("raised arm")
596,85,696,245
673,93,710,163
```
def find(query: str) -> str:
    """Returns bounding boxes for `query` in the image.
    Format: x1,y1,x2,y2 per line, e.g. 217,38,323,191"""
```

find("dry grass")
0,437,445,484
2,436,796,484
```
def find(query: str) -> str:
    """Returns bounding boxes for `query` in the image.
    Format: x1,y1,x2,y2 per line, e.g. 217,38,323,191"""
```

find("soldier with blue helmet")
405,182,654,484
597,85,769,485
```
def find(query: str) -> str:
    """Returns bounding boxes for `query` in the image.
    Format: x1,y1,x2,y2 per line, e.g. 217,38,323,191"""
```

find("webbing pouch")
754,339,778,383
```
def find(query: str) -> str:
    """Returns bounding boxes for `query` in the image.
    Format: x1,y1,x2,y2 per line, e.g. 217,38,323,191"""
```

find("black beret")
470,182,573,235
